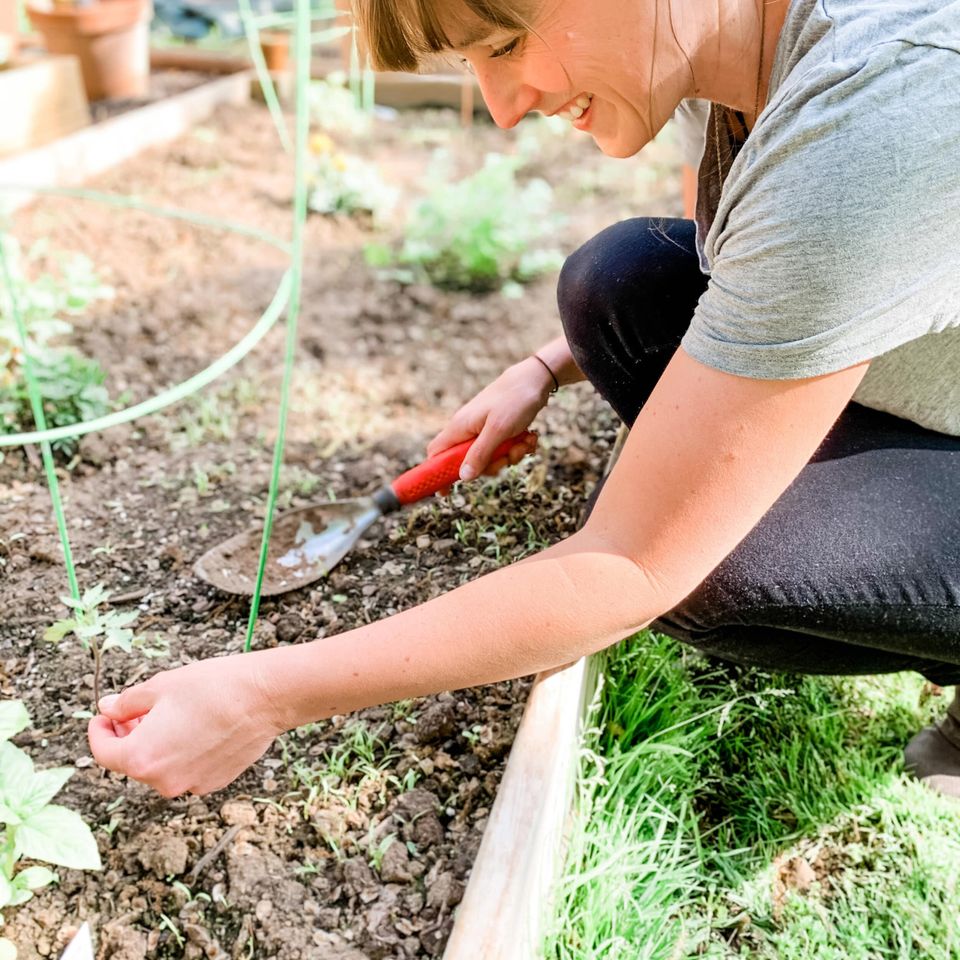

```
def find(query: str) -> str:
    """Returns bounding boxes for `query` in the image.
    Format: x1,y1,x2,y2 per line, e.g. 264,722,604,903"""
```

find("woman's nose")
476,74,541,129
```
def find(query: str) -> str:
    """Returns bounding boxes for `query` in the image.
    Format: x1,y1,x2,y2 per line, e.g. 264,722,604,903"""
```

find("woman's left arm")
89,349,868,796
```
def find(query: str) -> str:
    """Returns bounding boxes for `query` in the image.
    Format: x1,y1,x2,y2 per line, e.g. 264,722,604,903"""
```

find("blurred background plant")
306,132,398,222
366,151,565,294
0,237,113,458
309,73,373,140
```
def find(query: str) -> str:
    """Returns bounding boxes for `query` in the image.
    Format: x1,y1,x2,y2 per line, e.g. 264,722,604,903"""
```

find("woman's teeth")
557,94,594,122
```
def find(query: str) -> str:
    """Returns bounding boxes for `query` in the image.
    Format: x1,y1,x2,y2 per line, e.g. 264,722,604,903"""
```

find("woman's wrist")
521,355,558,402
530,353,560,393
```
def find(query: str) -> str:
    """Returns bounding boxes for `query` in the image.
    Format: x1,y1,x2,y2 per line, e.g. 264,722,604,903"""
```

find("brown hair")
352,0,533,72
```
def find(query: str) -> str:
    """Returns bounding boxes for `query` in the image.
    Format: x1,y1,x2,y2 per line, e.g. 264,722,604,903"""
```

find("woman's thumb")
99,683,156,722
459,424,504,481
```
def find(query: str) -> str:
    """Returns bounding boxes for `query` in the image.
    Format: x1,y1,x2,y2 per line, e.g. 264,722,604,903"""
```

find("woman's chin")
595,135,646,159
591,116,648,158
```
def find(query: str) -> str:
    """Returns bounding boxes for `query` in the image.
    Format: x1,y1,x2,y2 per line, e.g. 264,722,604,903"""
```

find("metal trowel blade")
193,497,382,597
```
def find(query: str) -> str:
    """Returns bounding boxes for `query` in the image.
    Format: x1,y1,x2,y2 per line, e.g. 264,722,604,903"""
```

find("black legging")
559,217,960,685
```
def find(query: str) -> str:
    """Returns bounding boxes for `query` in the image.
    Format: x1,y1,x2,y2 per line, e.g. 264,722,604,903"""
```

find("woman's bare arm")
89,348,868,796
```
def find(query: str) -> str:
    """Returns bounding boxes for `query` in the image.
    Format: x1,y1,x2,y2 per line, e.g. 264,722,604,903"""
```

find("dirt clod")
379,839,414,884
136,826,189,878
220,800,258,827
414,701,458,745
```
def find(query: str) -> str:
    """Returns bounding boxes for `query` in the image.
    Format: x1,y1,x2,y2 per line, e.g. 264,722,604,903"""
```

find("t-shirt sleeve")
681,42,960,381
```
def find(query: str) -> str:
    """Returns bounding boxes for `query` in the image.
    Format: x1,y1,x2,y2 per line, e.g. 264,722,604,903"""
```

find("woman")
89,0,960,799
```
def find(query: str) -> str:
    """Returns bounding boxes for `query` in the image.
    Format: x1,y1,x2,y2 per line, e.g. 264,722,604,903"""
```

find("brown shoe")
903,688,960,800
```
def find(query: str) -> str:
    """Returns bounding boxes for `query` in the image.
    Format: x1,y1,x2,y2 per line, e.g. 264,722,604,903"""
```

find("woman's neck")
682,0,790,118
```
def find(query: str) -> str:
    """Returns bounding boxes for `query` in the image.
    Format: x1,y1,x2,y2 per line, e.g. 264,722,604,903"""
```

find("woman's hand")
87,654,286,797
427,356,553,483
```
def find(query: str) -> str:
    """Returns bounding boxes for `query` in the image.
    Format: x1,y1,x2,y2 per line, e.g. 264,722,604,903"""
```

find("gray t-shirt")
680,0,960,436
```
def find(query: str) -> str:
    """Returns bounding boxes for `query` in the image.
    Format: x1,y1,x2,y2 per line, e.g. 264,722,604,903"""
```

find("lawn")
546,632,960,959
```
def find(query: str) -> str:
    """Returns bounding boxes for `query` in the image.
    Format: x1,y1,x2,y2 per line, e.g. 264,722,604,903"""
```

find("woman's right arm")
427,335,586,481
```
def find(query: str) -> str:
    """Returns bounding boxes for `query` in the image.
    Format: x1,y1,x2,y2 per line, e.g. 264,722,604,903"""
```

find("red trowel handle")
391,431,536,506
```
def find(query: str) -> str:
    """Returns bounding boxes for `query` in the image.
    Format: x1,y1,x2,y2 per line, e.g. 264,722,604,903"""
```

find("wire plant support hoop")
0,0,328,644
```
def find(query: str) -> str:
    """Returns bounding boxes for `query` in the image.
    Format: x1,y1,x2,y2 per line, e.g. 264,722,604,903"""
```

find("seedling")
0,701,101,958
44,583,141,708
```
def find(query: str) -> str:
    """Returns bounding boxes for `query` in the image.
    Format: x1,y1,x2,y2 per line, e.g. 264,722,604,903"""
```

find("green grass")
544,633,960,959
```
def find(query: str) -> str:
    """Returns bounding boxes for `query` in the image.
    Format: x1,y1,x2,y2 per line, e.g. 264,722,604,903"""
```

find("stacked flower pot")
27,0,151,100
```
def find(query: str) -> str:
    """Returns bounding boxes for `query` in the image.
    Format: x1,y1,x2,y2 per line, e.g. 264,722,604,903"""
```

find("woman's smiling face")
450,0,682,158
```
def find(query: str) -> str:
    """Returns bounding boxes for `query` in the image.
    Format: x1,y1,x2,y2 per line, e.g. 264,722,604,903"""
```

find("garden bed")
0,97,682,958
88,68,219,123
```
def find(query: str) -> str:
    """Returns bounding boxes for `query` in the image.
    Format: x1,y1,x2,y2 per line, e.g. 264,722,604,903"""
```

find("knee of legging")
656,562,787,652
557,238,607,370
557,219,649,367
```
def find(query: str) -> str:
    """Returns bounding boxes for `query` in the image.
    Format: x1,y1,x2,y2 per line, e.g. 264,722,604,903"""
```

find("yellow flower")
309,132,336,156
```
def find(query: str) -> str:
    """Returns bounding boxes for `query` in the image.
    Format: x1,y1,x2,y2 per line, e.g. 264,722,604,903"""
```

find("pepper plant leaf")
0,701,29,742
0,743,35,812
14,865,55,891
15,805,101,871
19,767,74,819
0,874,12,910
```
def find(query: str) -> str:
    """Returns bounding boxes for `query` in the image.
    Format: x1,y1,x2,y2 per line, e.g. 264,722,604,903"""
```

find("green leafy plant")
44,583,141,708
369,152,565,292
0,701,101,958
0,237,113,457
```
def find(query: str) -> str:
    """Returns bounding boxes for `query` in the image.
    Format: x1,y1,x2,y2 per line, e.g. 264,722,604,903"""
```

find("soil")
88,70,216,123
0,96,681,958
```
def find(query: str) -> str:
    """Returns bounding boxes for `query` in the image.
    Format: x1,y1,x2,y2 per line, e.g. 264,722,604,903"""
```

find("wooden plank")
371,71,485,114
149,46,251,75
0,55,90,156
444,655,600,960
0,69,253,214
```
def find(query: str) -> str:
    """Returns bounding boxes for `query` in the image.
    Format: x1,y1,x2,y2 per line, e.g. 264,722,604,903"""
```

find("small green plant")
368,152,565,292
308,74,372,139
368,832,396,873
0,701,101,957
44,583,141,708
307,133,397,222
0,237,113,457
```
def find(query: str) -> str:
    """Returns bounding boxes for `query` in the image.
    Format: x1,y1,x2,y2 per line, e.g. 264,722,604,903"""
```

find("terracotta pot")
0,0,18,64
259,31,289,72
27,0,150,100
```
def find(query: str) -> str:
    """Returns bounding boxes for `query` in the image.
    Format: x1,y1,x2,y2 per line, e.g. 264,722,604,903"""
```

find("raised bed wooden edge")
443,656,600,960
0,69,254,215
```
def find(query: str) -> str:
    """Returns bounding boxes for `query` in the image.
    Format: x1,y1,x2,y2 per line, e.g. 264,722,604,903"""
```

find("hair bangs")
353,0,531,73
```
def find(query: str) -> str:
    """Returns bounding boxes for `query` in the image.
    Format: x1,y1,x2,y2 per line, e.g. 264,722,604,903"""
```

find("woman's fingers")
509,435,537,464
87,714,133,775
427,420,476,459
98,680,158,722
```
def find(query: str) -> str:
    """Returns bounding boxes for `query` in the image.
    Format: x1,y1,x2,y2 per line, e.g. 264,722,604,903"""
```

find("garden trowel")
194,432,534,597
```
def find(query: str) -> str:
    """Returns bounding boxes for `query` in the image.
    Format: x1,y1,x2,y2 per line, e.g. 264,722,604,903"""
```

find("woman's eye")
490,37,522,58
